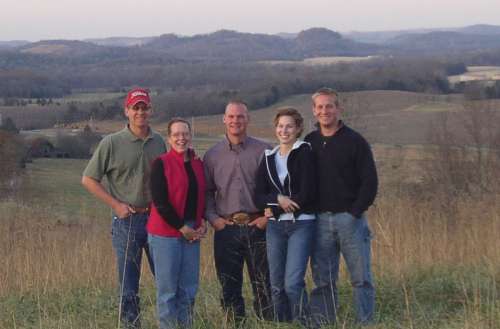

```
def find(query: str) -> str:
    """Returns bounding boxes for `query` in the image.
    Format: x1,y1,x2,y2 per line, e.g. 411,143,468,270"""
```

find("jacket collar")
167,148,197,162
264,140,309,156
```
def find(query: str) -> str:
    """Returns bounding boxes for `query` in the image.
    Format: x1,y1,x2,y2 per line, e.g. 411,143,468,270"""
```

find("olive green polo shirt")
83,126,166,208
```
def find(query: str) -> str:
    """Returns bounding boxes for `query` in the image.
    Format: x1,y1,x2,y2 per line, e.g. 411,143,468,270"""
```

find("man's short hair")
225,99,248,111
311,87,340,107
273,107,304,138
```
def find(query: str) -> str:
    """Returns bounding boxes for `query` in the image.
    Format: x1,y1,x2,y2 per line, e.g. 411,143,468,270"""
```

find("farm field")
1,136,499,328
448,66,500,84
260,56,378,66
2,89,500,328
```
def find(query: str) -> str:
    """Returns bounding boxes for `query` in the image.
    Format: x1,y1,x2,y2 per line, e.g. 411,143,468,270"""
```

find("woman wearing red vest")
147,118,206,329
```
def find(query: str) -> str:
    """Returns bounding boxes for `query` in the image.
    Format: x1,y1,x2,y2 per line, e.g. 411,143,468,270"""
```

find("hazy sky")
3,0,500,41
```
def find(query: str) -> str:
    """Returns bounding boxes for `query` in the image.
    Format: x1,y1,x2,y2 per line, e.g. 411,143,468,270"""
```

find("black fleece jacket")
304,124,378,218
254,141,317,218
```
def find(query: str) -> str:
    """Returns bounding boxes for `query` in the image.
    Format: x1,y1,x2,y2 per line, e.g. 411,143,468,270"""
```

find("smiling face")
223,103,249,139
276,115,299,146
167,121,191,154
124,102,151,129
312,94,342,130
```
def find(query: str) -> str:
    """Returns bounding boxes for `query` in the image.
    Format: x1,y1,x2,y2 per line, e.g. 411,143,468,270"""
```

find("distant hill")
19,40,104,56
11,39,178,66
293,28,380,57
346,24,500,44
457,24,500,35
387,31,500,53
84,36,155,47
144,28,381,61
0,40,30,49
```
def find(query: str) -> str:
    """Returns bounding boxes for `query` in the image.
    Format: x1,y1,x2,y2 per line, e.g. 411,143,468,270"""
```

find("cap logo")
131,91,148,98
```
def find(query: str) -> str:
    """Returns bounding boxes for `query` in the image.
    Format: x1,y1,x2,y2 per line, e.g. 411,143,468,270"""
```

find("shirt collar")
224,134,248,151
316,120,344,136
124,124,153,142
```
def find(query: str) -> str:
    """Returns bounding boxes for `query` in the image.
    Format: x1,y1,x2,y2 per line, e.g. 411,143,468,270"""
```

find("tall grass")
1,154,499,328
1,193,499,328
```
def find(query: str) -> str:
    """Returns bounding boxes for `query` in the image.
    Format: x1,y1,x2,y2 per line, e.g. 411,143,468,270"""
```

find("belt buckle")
232,212,250,225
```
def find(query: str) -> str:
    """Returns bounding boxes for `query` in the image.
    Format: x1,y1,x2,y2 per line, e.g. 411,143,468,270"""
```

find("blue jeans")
148,232,200,329
266,219,315,324
111,213,154,328
310,212,374,325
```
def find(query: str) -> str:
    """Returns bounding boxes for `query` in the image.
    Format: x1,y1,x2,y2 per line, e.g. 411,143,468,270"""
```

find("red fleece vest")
147,149,206,237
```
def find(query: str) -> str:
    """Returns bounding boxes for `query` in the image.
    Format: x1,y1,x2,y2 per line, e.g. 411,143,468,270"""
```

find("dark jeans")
214,225,273,321
112,213,155,328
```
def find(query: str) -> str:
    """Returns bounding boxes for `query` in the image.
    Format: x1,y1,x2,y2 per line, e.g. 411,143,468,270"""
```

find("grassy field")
2,90,500,328
1,134,499,328
449,66,500,84
260,56,379,66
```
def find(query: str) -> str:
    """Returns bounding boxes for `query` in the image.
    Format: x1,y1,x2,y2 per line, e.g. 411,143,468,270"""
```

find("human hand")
195,220,208,239
179,225,200,242
113,202,135,219
264,208,273,218
248,216,268,230
277,195,300,213
210,217,233,231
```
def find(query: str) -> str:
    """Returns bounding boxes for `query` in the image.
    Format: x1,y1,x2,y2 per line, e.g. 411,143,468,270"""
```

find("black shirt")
304,124,378,218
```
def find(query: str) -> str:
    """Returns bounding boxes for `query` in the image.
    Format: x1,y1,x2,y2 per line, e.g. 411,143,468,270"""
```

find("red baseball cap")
125,88,151,108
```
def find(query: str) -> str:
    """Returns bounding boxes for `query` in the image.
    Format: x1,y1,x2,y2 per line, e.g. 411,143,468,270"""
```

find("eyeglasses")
130,104,151,112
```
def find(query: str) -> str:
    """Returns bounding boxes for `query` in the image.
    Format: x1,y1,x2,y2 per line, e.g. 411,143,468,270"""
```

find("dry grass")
1,155,499,328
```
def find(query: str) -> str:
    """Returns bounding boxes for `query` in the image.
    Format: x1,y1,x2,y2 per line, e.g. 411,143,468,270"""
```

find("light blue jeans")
111,213,154,328
266,219,315,324
310,212,374,325
148,232,200,329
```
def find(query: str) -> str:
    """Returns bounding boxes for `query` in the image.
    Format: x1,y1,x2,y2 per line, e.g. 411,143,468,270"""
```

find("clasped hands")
179,221,207,242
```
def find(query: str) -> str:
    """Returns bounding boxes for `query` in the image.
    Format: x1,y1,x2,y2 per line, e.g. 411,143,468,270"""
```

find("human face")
312,94,342,129
276,115,299,146
223,103,249,138
124,102,151,129
168,122,191,154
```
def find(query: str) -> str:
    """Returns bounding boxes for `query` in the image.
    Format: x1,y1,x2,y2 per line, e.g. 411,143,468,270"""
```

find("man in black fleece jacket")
304,87,378,326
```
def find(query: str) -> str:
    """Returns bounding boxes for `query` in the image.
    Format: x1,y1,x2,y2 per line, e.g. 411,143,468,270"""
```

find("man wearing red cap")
82,88,166,328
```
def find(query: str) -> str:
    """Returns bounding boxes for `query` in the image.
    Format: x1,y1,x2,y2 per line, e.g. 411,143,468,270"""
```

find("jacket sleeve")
150,158,184,230
203,152,221,223
290,145,317,209
349,137,378,218
254,156,278,207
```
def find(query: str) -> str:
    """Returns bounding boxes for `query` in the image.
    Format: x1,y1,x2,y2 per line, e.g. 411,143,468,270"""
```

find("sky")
2,0,500,41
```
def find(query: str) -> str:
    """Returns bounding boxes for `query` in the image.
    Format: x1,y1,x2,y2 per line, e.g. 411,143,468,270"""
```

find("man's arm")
350,137,378,218
203,152,232,231
82,176,134,218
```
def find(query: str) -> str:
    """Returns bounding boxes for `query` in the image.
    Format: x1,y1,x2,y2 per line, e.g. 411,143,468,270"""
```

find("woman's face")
168,122,191,153
275,115,299,146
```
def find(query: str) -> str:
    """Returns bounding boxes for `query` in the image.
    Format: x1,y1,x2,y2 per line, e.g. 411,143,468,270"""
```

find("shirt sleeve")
150,158,184,230
82,136,111,181
203,153,220,223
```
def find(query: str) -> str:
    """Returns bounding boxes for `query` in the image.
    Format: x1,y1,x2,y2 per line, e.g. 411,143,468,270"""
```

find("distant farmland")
448,65,500,84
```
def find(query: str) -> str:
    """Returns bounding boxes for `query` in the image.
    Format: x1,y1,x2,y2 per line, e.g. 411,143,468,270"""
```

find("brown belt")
130,206,150,214
225,212,261,225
